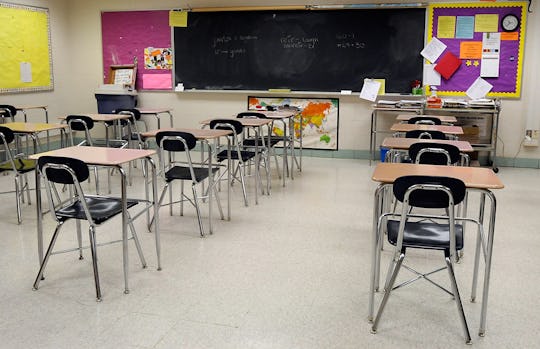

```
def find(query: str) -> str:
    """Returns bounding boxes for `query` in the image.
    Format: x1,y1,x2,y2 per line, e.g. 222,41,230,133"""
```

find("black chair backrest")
237,112,267,119
408,116,442,125
0,105,17,118
405,130,446,140
38,156,90,185
114,108,141,121
393,175,466,209
209,119,243,135
0,126,15,144
156,131,197,152
66,115,94,131
409,142,461,165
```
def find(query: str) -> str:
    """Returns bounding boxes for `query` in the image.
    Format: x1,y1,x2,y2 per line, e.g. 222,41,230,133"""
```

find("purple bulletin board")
101,11,172,90
427,2,527,98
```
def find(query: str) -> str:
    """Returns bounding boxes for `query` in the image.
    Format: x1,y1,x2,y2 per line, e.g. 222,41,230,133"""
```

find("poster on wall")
248,96,339,150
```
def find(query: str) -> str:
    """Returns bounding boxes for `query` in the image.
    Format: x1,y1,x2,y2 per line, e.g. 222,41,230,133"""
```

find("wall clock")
501,14,519,32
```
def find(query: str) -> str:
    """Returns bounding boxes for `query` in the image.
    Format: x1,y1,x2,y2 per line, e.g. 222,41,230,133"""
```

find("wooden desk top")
390,123,464,135
200,118,272,127
372,163,504,190
137,108,173,114
142,127,231,140
381,137,474,152
58,114,131,122
29,146,156,166
15,105,48,110
2,122,67,133
396,114,458,123
244,110,297,119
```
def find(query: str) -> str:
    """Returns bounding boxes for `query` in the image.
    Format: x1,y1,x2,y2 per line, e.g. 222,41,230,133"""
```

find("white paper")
420,37,447,63
359,79,381,102
114,69,134,84
340,90,352,95
466,77,493,100
20,62,32,83
480,32,501,78
423,63,441,86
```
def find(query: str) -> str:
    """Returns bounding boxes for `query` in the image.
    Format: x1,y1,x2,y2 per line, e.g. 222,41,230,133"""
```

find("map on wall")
248,97,339,150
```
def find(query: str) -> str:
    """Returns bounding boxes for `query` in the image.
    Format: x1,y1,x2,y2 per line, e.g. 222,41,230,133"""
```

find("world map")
248,97,339,150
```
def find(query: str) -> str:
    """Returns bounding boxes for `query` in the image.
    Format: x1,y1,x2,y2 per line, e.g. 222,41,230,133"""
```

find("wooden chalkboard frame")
173,8,426,93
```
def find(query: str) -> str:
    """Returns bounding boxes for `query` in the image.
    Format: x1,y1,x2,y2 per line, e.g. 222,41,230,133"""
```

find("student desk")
390,123,464,136
201,117,273,200
235,110,300,187
255,110,301,185
381,137,474,163
369,105,423,164
58,113,132,146
141,127,233,226
381,137,473,152
2,122,68,154
15,105,49,123
30,146,160,294
137,108,173,129
368,162,504,337
395,113,457,124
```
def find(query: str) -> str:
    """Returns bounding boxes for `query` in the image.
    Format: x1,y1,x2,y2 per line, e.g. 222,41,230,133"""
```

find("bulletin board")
0,3,53,93
101,10,172,90
427,2,527,98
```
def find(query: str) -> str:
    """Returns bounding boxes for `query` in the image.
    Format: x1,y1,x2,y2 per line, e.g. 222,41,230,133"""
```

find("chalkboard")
173,9,425,93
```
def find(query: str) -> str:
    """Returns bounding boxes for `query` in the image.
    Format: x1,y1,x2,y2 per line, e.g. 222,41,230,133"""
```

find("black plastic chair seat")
91,139,128,148
0,158,36,173
387,220,463,251
55,196,138,224
122,133,147,142
405,130,446,140
165,165,219,183
216,149,256,162
242,137,281,148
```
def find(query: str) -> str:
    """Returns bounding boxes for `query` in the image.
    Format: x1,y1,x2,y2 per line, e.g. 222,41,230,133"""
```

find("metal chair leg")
15,176,22,224
371,252,405,333
128,218,147,268
192,185,206,237
445,256,472,344
88,226,102,302
33,223,64,290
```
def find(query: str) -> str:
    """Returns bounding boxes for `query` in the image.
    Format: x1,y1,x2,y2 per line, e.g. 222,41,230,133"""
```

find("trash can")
380,147,389,162
94,85,138,114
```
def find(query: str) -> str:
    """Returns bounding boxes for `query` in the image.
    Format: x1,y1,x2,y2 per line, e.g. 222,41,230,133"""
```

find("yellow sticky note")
169,10,188,27
475,14,498,32
437,16,456,38
374,79,385,95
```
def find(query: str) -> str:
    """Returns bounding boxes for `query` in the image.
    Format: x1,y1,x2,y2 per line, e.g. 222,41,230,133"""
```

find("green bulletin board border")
0,2,53,93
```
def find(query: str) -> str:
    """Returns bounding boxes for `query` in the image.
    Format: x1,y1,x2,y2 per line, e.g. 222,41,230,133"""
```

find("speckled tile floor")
0,157,538,348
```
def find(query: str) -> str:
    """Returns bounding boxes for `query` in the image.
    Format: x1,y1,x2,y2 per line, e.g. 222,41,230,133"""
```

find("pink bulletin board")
427,2,527,98
101,10,172,90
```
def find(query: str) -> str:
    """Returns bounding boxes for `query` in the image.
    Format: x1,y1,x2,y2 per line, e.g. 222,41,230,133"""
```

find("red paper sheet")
434,51,462,80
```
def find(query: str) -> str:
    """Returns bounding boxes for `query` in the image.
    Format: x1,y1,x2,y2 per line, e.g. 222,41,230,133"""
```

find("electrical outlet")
524,129,539,147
